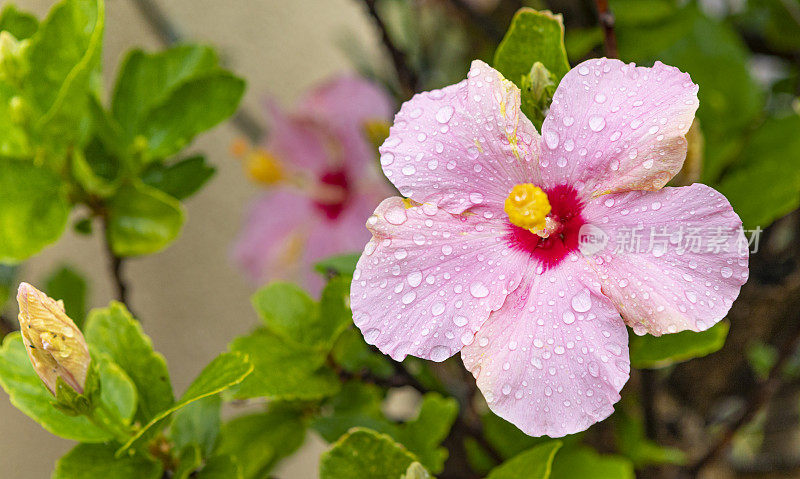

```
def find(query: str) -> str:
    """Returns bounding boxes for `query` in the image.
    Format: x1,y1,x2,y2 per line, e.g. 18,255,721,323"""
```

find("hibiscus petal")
582,184,749,336
379,60,541,215
232,190,312,283
297,76,394,171
351,197,529,361
266,99,330,173
462,257,629,437
540,58,699,198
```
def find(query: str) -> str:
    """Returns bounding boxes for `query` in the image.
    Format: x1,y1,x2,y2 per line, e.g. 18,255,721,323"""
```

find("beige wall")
0,1,381,477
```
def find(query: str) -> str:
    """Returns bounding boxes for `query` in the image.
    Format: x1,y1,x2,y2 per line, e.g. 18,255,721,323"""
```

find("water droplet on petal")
589,116,606,132
432,104,454,124
571,289,592,312
721,267,733,278
469,281,490,298
544,130,559,149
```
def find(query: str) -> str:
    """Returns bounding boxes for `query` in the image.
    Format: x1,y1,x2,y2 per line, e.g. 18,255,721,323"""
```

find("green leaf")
629,321,729,369
660,12,762,138
26,0,104,147
394,393,458,473
0,263,19,312
171,395,221,458
174,445,203,479
252,278,351,350
141,72,245,158
0,158,69,263
0,4,38,40
717,114,800,229
106,182,185,256
314,253,360,278
71,137,121,198
564,26,602,61
0,333,110,441
95,354,138,425
614,407,686,467
52,443,162,479
0,82,31,157
313,386,456,474
320,428,421,479
312,381,387,441
493,8,570,86
483,412,554,459
331,327,394,379
217,404,307,479
228,328,340,400
111,45,219,139
746,341,777,381
550,446,634,479
195,455,243,479
44,265,88,327
141,155,216,200
486,440,562,479
84,302,173,422
117,351,252,455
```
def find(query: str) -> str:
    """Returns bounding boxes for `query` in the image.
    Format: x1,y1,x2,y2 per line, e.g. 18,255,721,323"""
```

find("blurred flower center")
313,168,350,220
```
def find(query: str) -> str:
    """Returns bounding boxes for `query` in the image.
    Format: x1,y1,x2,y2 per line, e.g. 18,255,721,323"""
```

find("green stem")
86,400,134,444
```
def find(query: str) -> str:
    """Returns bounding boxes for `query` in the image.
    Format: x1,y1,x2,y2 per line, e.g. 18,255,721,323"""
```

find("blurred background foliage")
0,0,799,478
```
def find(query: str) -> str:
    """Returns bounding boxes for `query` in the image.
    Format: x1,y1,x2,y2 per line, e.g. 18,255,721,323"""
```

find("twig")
688,314,800,474
129,0,265,143
100,217,133,313
445,0,503,43
360,0,419,97
593,0,618,59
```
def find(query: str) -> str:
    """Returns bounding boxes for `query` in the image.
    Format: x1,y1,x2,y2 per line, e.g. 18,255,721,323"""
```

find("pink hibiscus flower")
350,59,749,436
233,76,394,292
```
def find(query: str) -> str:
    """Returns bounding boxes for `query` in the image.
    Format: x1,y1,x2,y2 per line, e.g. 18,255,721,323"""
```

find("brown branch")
360,0,419,97
100,217,134,316
688,314,800,474
593,0,618,59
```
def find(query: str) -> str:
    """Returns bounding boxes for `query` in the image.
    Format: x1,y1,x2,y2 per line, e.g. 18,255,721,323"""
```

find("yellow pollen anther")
505,184,551,232
245,150,284,185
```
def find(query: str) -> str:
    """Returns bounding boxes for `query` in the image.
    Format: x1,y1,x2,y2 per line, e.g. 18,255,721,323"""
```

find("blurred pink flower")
351,59,749,436
233,76,394,292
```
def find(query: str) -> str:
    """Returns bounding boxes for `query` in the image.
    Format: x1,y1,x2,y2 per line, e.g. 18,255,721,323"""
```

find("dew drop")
470,282,490,298
401,291,417,304
571,289,592,312
407,271,423,287
721,267,733,278
436,105,455,124
589,116,606,132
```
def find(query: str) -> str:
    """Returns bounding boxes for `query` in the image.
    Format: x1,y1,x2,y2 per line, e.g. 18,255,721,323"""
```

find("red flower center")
503,184,586,270
314,169,350,220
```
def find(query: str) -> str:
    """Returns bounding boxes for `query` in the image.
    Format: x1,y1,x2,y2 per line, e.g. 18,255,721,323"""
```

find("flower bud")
16,282,90,395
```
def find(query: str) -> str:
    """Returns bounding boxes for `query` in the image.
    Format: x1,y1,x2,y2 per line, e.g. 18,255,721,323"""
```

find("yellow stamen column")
504,184,552,233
